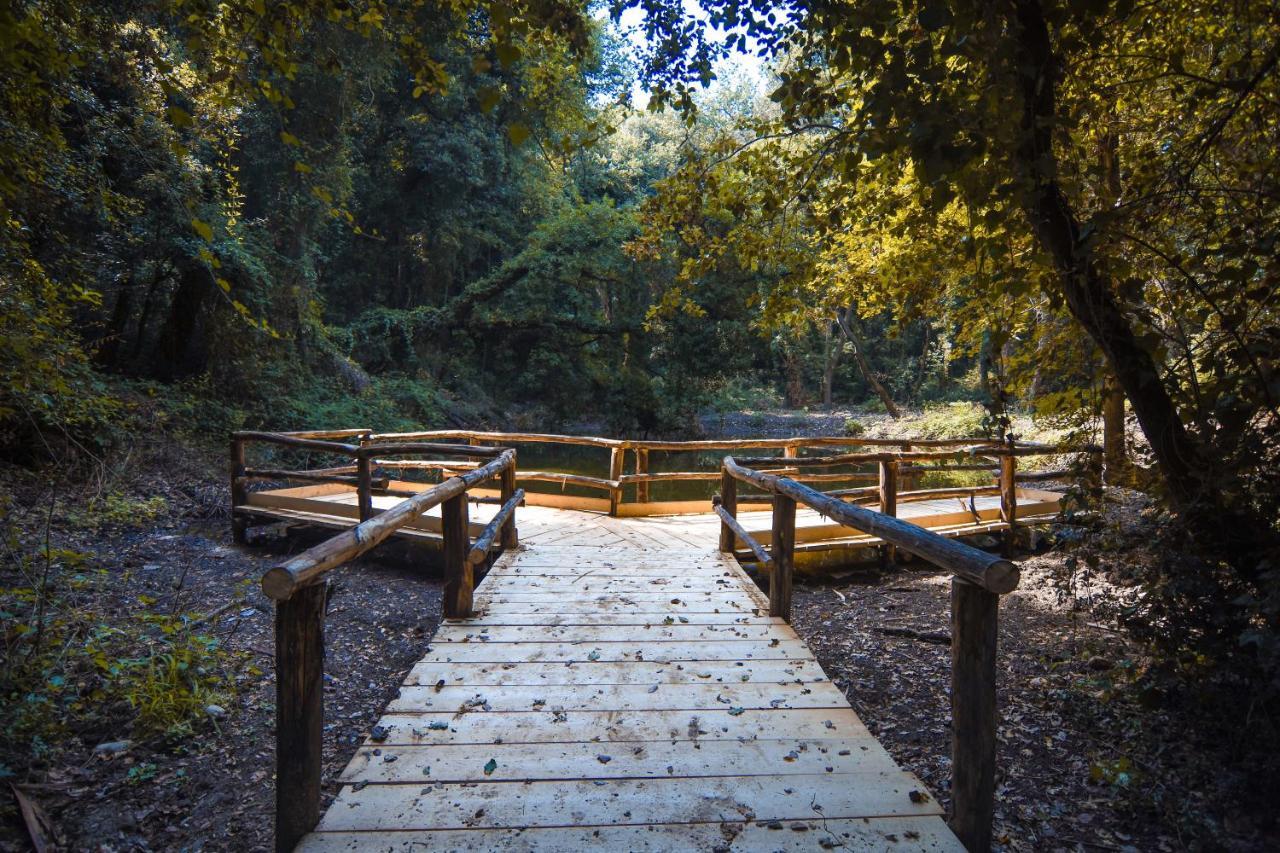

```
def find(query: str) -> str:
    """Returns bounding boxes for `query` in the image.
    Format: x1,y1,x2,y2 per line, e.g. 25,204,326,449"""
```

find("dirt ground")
2,431,1276,851
0,498,446,852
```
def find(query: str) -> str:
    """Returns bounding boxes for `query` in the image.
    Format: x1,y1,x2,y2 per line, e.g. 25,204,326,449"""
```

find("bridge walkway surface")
295,510,963,851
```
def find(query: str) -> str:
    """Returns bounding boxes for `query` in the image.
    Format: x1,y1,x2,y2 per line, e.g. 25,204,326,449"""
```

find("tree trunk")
1008,0,1263,566
96,278,133,368
835,307,900,418
1102,371,1128,486
782,346,805,408
153,262,209,379
821,320,840,409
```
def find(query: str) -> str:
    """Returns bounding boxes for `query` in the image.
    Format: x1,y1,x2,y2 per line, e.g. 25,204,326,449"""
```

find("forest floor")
1,416,1274,851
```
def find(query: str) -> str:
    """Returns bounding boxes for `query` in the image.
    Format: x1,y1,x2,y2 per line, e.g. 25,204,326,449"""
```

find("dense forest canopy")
1,1,1277,662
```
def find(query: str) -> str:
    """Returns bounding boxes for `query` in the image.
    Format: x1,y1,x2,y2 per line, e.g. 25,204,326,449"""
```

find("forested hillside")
2,0,1279,848
2,0,979,453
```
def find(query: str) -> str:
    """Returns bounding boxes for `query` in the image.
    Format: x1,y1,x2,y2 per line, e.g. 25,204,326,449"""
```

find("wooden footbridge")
234,430,1091,852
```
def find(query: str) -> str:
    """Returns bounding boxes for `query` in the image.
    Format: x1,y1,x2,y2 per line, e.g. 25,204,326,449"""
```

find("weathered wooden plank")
473,591,766,606
447,613,783,626
314,772,942,832
404,658,826,687
369,707,866,746
415,640,814,664
473,598,767,615
298,816,965,852
339,737,897,784
430,623,797,643
387,680,848,713
478,577,747,592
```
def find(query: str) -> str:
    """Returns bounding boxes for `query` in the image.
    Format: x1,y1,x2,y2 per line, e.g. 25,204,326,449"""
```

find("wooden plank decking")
295,511,965,851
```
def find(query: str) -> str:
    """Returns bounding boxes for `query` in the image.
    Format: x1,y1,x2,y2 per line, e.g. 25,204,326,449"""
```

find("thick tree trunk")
1009,0,1263,565
153,263,209,379
835,307,900,418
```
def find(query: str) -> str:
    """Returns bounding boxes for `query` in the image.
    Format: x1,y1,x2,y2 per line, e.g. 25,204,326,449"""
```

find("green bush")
910,401,990,439
843,418,865,437
70,494,169,529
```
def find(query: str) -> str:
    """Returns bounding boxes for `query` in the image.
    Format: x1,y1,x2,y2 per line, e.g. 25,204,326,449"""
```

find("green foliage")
71,494,169,530
842,418,865,437
907,402,991,440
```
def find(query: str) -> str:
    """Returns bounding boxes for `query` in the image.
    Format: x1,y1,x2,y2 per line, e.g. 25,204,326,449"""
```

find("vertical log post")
499,455,518,550
635,448,650,504
442,492,472,618
769,493,796,621
231,437,248,544
878,458,899,566
949,578,999,853
999,454,1017,557
608,447,624,516
275,581,327,853
718,468,738,553
356,455,374,522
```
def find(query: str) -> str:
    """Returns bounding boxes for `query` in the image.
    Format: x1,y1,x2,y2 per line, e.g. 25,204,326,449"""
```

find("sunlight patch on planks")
296,513,963,851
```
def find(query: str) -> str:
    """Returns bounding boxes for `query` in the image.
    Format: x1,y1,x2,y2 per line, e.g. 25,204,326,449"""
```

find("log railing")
256,444,517,853
232,430,1093,554
717,452,1025,853
358,430,1090,517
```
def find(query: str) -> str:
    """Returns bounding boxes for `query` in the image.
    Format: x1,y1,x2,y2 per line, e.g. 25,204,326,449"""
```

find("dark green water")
506,442,877,504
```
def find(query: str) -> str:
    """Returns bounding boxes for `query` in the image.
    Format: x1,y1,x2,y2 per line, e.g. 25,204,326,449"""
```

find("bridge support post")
878,459,899,566
998,455,1017,556
275,581,327,853
499,459,518,550
442,492,473,618
717,469,737,553
635,449,650,504
949,578,998,853
608,447,624,516
230,437,248,544
769,493,795,621
356,455,374,522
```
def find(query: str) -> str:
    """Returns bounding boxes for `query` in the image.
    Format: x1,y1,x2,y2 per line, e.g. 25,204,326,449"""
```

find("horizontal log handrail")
357,441,504,458
261,450,515,601
722,456,1018,594
629,435,996,450
711,495,772,565
370,430,624,448
241,467,385,488
467,489,525,565
372,458,482,470
274,428,373,440
233,431,361,454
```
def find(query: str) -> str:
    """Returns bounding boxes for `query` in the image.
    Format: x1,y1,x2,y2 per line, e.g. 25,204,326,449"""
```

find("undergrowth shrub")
0,503,251,766
908,401,990,439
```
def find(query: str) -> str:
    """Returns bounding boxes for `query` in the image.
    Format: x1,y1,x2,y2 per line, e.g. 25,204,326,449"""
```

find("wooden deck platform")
239,481,1061,569
295,511,966,851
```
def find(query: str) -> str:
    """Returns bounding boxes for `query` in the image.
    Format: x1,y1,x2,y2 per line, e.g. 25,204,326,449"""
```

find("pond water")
506,441,878,504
